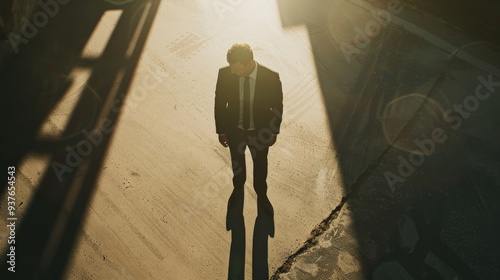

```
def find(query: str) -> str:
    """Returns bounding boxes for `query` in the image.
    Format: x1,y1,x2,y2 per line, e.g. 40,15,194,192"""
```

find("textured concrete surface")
0,0,499,279
273,0,500,279
1,0,343,279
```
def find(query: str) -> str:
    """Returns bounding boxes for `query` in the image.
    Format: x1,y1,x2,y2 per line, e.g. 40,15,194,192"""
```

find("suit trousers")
227,129,269,197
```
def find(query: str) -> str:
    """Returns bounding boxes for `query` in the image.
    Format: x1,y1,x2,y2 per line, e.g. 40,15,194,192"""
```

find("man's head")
227,43,255,77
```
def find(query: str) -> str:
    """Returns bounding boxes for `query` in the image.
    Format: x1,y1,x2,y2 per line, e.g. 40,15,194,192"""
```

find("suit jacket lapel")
255,66,264,101
229,73,239,112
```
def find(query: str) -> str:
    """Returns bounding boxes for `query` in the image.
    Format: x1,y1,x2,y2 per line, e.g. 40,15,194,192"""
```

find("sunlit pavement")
0,0,499,279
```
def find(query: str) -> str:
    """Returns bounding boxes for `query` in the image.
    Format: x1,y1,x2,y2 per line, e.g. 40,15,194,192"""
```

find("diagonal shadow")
275,0,499,279
0,0,160,278
402,0,500,45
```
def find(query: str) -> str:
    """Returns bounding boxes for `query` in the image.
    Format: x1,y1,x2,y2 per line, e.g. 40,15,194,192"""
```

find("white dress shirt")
238,62,258,130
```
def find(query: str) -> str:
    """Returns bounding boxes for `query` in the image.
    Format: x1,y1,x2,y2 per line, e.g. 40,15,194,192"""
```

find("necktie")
243,76,250,130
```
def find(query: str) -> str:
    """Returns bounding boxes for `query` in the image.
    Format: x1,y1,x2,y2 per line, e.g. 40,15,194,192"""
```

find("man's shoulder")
217,64,280,77
216,66,234,82
257,64,279,78
218,66,231,74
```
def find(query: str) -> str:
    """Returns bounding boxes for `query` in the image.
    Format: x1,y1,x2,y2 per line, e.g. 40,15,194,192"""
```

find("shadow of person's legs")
227,187,245,280
252,210,275,280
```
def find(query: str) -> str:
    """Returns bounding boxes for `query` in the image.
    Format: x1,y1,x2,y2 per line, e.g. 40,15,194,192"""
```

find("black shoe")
257,196,274,216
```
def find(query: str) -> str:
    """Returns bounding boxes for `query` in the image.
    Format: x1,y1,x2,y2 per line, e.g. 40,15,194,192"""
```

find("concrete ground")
0,0,499,279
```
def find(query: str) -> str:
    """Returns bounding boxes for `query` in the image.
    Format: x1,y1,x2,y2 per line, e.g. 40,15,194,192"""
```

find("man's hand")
267,134,277,147
219,134,228,147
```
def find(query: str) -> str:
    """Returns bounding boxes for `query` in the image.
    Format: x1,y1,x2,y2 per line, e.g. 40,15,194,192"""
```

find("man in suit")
215,43,283,216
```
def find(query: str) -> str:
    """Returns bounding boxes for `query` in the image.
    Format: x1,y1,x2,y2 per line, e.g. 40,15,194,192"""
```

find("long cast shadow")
226,188,275,280
276,0,499,278
227,188,246,280
252,211,275,280
0,0,160,278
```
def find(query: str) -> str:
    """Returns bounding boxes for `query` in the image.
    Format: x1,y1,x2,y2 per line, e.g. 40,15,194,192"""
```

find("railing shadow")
0,0,160,278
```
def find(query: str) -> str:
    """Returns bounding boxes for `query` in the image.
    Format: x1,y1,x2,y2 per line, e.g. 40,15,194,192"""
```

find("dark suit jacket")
214,64,283,135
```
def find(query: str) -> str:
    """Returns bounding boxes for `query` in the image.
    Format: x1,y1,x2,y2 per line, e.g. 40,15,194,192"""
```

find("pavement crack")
270,118,403,278
270,196,348,279
270,66,450,279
